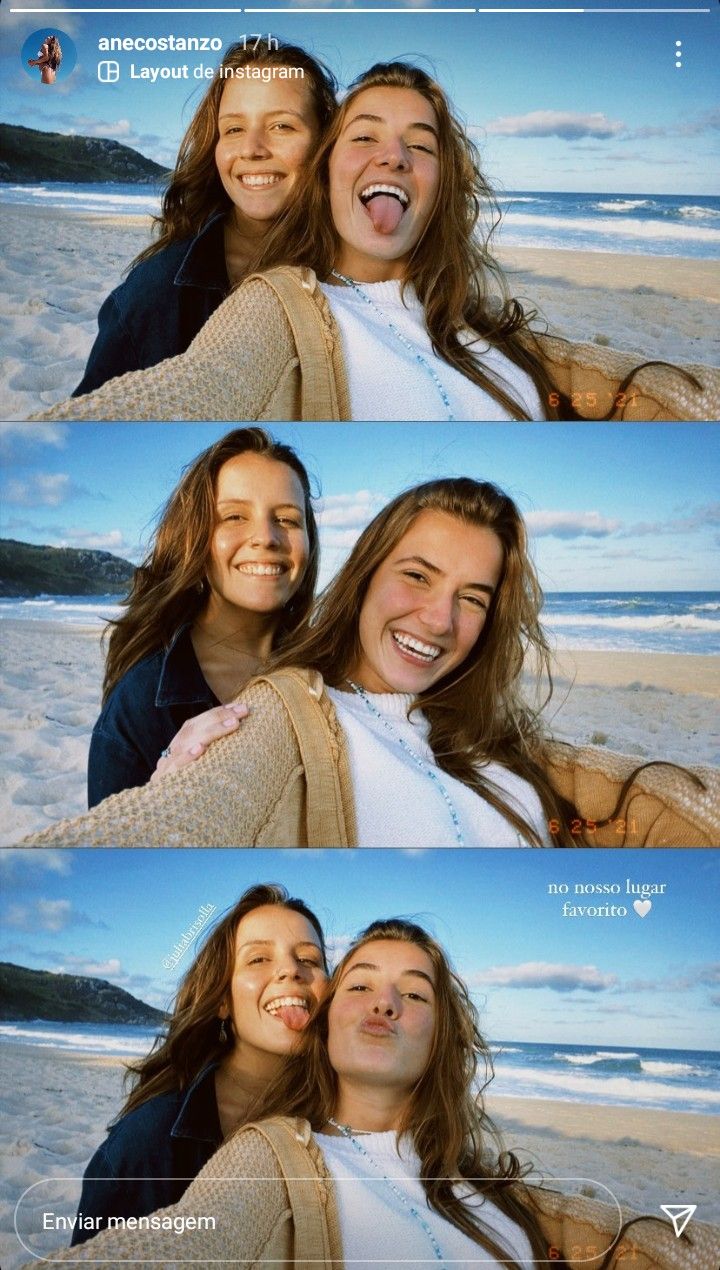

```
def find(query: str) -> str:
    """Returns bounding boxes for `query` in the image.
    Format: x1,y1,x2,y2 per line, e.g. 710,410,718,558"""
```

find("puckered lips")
391,629,444,666
263,994,311,1031
358,182,410,235
359,1015,396,1038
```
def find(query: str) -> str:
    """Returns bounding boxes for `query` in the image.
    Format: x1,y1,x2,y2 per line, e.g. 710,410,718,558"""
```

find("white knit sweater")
327,688,551,847
319,279,546,421
316,1130,535,1268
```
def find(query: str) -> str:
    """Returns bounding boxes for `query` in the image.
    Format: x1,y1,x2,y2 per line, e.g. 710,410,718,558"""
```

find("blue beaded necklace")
327,1118,447,1267
346,679,465,847
330,269,456,420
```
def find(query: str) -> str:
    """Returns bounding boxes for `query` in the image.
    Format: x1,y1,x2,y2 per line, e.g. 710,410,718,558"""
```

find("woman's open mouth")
235,562,288,577
358,183,410,235
391,630,442,665
264,995,310,1030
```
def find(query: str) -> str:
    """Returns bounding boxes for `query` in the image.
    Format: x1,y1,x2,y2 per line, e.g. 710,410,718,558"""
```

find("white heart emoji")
633,900,652,918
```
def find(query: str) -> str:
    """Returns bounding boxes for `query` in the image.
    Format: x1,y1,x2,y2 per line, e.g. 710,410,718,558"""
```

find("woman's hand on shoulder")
151,702,249,780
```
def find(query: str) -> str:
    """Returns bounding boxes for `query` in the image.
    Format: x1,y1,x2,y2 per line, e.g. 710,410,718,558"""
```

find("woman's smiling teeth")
264,995,311,1031
238,173,284,187
359,183,410,208
392,631,442,663
236,562,286,576
264,995,309,1015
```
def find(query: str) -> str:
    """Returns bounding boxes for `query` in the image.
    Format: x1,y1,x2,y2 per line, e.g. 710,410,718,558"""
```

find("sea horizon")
2,590,718,655
1,183,718,258
2,1022,717,1114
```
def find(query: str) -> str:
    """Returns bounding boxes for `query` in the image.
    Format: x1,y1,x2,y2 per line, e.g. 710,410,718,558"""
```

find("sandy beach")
0,1041,717,1268
0,617,717,844
0,203,718,419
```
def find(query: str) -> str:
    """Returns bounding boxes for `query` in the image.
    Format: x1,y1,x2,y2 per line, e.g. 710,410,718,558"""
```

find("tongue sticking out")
274,1004,309,1031
364,193,405,235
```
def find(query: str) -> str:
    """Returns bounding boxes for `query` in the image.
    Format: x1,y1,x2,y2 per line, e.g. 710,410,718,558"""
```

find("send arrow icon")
660,1205,697,1237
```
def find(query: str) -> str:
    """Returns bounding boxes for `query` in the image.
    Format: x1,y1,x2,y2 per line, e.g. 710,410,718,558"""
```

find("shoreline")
1,619,717,842
1,202,718,418
1,1042,717,1270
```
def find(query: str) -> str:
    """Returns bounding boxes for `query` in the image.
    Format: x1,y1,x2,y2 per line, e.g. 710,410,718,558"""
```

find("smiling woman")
39,60,717,423
86,428,319,806
71,38,337,396
67,884,328,1245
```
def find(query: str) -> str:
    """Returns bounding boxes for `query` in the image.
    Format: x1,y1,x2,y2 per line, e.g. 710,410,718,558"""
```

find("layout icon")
659,1205,697,1238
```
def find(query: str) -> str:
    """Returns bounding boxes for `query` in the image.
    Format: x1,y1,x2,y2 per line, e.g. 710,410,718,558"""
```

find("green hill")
0,538,135,598
0,122,168,184
0,962,166,1024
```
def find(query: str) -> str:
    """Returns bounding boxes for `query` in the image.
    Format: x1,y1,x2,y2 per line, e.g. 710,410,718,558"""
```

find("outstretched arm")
30,278,298,421
19,1129,292,1265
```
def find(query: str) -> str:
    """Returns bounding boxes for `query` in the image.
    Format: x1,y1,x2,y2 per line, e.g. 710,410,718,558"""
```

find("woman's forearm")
29,279,297,422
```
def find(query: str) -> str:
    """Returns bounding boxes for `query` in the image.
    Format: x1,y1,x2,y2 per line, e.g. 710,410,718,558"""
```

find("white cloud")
3,472,82,507
486,111,624,141
60,528,127,552
527,510,621,539
56,956,124,978
472,961,617,992
5,899,73,933
316,490,386,529
0,849,71,882
0,424,68,462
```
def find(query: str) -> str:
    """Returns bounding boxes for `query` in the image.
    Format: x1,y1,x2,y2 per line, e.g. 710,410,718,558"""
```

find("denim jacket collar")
174,211,229,292
155,623,216,709
170,1059,222,1143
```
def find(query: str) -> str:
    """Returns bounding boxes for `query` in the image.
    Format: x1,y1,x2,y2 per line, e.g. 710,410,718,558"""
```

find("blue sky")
1,847,717,1050
1,2,719,193
1,422,718,591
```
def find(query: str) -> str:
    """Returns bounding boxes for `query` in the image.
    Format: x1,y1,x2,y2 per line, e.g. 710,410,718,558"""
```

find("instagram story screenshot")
0,0,719,1266
0,0,718,421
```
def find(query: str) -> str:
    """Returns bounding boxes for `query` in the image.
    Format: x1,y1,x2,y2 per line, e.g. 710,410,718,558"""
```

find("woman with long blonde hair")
28,34,62,83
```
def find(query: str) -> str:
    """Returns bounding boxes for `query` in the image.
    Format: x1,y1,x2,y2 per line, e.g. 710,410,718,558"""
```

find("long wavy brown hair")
249,60,702,423
269,477,575,845
120,884,328,1120
133,38,337,267
103,428,319,700
248,61,563,420
246,918,562,1267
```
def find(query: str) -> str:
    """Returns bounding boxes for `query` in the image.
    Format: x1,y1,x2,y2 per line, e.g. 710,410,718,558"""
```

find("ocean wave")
503,211,720,243
691,601,720,611
547,613,718,632
554,1050,640,1064
22,187,159,207
495,1065,720,1107
679,204,720,219
640,1060,709,1077
0,1024,153,1054
592,199,652,213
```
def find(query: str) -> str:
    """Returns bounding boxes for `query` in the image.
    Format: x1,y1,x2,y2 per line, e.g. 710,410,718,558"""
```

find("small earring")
219,1018,228,1043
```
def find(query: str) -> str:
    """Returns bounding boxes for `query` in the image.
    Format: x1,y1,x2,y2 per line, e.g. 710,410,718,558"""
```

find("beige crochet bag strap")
252,1119,336,1266
253,669,354,846
245,267,344,420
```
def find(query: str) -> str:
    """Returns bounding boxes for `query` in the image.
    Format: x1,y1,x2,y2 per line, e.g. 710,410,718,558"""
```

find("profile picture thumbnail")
21,29,77,85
